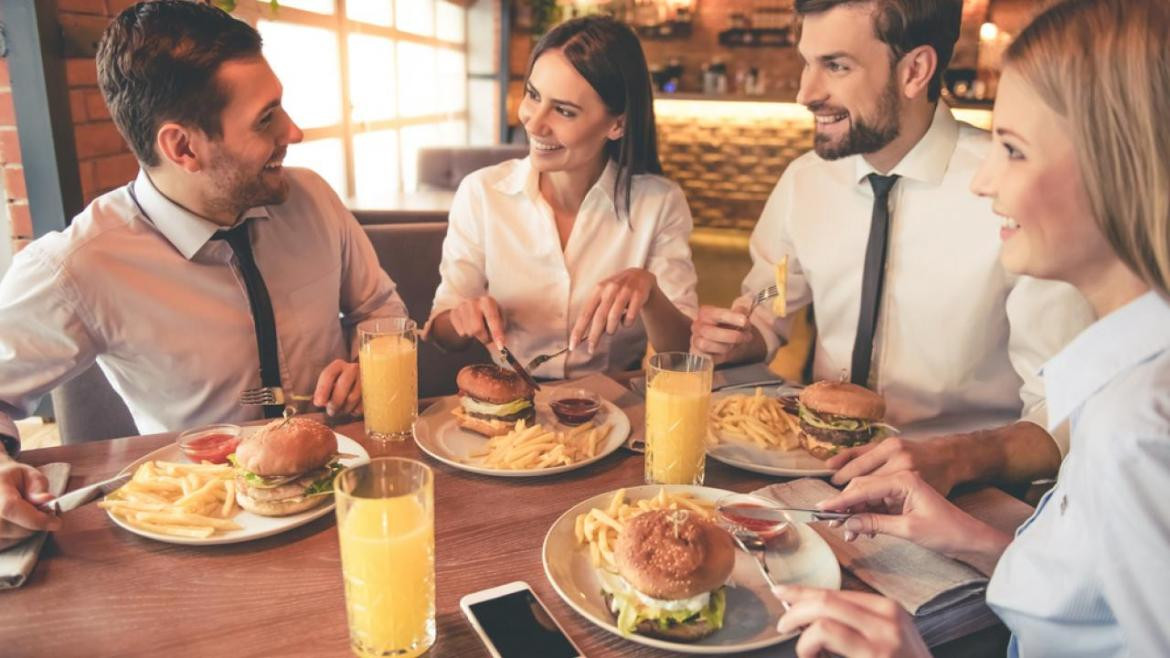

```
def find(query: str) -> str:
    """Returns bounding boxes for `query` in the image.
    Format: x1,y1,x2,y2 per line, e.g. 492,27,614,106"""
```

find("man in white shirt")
691,0,1093,493
0,1,404,544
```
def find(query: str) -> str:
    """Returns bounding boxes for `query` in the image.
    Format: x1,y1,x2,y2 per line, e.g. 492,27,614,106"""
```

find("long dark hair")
528,16,662,219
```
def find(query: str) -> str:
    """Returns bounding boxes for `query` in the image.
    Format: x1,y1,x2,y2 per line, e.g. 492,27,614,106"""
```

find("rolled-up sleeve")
0,245,103,444
744,169,813,361
429,177,487,321
645,182,699,319
1006,276,1093,456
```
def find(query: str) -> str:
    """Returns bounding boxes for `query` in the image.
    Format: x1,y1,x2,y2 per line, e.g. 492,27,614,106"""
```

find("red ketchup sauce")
550,398,600,425
718,503,789,538
180,433,241,464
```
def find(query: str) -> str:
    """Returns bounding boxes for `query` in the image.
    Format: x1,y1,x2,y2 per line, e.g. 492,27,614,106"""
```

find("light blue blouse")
986,291,1170,657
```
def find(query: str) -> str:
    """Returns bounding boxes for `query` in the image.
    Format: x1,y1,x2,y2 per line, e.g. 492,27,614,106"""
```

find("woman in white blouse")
769,1,1170,656
424,16,698,378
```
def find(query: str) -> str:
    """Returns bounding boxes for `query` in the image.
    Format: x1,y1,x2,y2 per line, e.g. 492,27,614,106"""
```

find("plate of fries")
413,392,630,477
542,485,841,654
707,387,834,477
100,429,368,545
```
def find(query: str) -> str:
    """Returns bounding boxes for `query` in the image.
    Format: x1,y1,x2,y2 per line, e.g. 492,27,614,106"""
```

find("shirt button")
1059,494,1068,515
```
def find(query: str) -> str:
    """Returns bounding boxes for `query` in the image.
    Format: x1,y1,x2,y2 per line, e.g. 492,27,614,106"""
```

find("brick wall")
3,0,138,255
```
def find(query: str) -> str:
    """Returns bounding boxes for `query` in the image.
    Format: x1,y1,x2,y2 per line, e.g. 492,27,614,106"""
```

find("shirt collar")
1043,290,1170,430
853,102,959,187
131,169,272,260
492,156,624,222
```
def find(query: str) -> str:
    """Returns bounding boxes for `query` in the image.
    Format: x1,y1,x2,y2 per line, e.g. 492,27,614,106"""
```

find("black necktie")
213,221,283,418
851,173,900,388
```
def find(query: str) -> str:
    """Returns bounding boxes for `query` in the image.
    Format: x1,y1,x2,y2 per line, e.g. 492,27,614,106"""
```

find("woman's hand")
819,471,1012,574
774,585,930,658
448,296,507,349
570,268,657,354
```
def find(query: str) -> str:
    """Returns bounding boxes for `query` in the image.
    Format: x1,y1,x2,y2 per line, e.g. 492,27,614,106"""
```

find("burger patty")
465,406,536,423
799,419,876,446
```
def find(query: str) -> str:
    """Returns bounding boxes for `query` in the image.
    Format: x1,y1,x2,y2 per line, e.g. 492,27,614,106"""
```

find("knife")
38,472,132,515
718,502,851,525
498,345,542,391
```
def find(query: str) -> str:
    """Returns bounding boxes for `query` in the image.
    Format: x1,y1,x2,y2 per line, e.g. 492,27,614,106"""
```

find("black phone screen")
468,589,580,658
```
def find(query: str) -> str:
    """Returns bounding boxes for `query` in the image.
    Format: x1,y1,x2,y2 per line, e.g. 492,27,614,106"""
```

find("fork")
239,386,313,407
526,347,569,372
731,529,790,611
717,285,780,330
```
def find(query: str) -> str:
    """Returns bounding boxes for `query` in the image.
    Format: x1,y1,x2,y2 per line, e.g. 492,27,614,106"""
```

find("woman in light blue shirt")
769,1,1170,656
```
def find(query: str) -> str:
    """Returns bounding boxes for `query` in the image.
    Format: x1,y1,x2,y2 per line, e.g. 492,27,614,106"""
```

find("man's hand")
0,456,60,547
449,296,507,349
827,436,963,495
570,268,656,354
773,585,930,658
314,359,362,417
818,471,1011,574
690,296,755,364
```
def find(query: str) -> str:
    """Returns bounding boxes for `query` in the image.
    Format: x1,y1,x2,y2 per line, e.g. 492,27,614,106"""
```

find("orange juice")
360,333,417,440
645,370,710,485
339,495,435,658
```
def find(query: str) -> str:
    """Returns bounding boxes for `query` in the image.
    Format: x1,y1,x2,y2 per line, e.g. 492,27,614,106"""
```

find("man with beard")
691,0,1093,495
0,0,404,540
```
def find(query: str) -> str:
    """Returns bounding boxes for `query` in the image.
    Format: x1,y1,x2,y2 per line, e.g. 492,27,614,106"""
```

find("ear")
606,114,625,141
898,44,938,101
155,121,206,173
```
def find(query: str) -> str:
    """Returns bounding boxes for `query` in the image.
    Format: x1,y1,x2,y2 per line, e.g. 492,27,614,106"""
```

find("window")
253,0,469,203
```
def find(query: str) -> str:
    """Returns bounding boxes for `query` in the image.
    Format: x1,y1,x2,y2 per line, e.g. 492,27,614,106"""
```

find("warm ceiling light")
980,21,1000,41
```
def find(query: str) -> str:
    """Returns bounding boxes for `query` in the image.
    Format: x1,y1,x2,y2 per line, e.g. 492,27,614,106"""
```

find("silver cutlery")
730,530,789,611
38,472,132,515
526,346,569,372
745,284,780,315
498,345,542,391
720,503,851,526
238,386,313,407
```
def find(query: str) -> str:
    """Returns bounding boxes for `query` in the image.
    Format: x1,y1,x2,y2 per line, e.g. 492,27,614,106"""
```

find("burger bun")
798,381,885,421
456,364,534,404
234,417,336,477
615,509,735,601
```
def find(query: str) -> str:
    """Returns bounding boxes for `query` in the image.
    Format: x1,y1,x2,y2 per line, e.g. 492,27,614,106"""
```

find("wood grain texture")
2,406,1004,657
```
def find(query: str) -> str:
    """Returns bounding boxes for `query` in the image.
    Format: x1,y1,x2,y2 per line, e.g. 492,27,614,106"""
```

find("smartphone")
460,581,585,658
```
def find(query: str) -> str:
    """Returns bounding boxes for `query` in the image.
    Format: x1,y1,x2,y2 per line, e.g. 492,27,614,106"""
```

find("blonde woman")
771,1,1170,656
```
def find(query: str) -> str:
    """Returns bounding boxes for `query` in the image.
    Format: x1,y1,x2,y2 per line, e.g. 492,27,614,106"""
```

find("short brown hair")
795,0,961,102
97,0,262,167
1006,0,1170,296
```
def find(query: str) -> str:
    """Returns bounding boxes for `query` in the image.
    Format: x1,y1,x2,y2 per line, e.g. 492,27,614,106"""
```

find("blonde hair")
1005,0,1170,296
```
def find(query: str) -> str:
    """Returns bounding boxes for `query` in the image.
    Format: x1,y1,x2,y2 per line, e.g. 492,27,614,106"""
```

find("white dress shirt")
0,167,405,440
429,157,699,378
744,103,1094,447
986,291,1170,657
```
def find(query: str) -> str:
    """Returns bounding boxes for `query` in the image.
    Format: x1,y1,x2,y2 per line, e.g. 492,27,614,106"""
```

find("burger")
452,364,536,437
797,380,890,459
229,417,342,517
600,509,734,642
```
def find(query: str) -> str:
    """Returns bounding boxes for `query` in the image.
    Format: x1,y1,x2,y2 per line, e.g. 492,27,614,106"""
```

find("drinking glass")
644,352,713,485
358,317,418,441
335,458,435,658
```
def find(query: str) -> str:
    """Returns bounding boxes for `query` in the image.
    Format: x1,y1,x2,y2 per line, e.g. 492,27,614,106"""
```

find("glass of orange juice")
358,317,418,441
644,352,713,485
335,458,435,658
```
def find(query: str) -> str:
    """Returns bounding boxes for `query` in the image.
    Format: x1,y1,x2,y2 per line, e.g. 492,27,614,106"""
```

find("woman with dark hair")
424,16,697,377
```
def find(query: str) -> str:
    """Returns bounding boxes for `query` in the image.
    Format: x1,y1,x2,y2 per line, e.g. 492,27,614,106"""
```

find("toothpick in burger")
600,509,734,641
229,416,343,516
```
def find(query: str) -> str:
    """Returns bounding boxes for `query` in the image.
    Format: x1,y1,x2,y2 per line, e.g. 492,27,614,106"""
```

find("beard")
203,145,289,221
811,78,902,161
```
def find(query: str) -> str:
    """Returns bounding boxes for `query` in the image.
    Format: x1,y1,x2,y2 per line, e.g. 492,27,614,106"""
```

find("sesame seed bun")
614,509,735,601
798,381,885,422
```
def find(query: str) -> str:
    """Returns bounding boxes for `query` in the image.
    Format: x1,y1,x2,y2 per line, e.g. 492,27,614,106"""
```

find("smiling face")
518,48,624,175
970,68,1114,286
200,57,303,218
796,4,902,160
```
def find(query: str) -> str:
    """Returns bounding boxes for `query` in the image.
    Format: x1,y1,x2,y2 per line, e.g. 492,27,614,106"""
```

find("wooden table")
0,413,1007,657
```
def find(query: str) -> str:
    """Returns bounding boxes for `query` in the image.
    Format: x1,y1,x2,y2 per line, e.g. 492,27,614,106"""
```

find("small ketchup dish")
549,388,601,426
177,424,242,464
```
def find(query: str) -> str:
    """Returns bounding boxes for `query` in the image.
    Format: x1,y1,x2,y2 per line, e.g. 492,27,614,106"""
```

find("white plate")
106,428,369,546
707,387,835,478
543,485,841,655
412,393,630,477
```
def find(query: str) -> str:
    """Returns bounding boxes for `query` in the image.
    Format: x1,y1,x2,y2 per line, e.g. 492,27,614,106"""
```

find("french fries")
465,419,612,470
574,488,716,573
709,387,802,451
773,255,788,318
100,460,242,538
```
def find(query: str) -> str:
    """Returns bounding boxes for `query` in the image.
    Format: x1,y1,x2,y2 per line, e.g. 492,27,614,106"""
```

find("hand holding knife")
38,472,131,515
